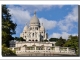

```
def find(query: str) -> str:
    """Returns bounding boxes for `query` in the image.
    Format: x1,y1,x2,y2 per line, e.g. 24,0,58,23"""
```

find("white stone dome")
23,25,28,31
30,11,40,25
40,23,45,30
40,26,45,30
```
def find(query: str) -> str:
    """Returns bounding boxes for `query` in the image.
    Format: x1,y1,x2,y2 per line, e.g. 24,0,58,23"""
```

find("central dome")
30,11,40,25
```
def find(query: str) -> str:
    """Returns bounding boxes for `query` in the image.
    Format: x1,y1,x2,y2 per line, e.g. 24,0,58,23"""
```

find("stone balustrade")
15,46,75,55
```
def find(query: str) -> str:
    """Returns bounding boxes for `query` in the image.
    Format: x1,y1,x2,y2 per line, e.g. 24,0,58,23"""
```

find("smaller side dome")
40,23,45,30
23,25,28,31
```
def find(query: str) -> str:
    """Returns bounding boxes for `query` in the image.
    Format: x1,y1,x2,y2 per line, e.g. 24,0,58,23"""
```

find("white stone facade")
20,12,48,42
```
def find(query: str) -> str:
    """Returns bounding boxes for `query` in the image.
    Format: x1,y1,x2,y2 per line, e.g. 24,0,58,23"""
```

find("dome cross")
34,11,36,16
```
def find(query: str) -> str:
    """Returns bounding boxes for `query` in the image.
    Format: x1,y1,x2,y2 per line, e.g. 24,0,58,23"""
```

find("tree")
19,37,26,41
64,35,78,55
55,37,66,47
2,44,16,56
43,39,48,42
2,5,17,47
14,37,26,41
49,38,58,42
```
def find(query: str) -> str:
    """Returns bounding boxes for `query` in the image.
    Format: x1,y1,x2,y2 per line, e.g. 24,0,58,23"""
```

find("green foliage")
49,38,58,42
14,37,26,41
2,5,17,47
2,44,16,56
43,40,48,42
55,37,66,47
64,35,79,55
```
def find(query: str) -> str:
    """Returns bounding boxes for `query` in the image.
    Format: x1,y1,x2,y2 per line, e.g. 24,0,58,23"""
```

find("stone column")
45,47,46,50
21,46,26,52
38,33,40,41
55,46,60,53
35,46,36,50
67,47,69,53
31,33,32,39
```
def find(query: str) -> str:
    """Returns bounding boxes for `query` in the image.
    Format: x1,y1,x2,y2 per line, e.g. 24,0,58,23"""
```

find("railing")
16,49,75,55
16,50,55,54
10,46,75,55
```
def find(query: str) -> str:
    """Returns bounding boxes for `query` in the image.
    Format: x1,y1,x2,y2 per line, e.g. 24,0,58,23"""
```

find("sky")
7,5,78,40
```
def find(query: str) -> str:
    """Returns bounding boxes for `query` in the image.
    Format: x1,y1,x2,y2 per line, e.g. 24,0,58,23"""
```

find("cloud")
49,32,78,40
49,6,78,39
28,5,63,11
8,6,57,31
58,20,74,32
58,6,78,32
8,7,31,37
39,18,57,30
9,8,31,25
65,6,78,22
8,5,64,13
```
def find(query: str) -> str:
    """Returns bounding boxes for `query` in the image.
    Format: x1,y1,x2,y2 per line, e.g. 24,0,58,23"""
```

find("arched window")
42,36,43,38
32,40,34,41
25,36,26,38
33,33,34,37
52,44,54,46
35,40,38,42
39,48,41,50
29,39,31,41
37,27,38,30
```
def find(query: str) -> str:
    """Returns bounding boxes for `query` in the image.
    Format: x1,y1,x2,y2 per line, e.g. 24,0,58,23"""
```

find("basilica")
20,11,48,42
9,12,76,56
